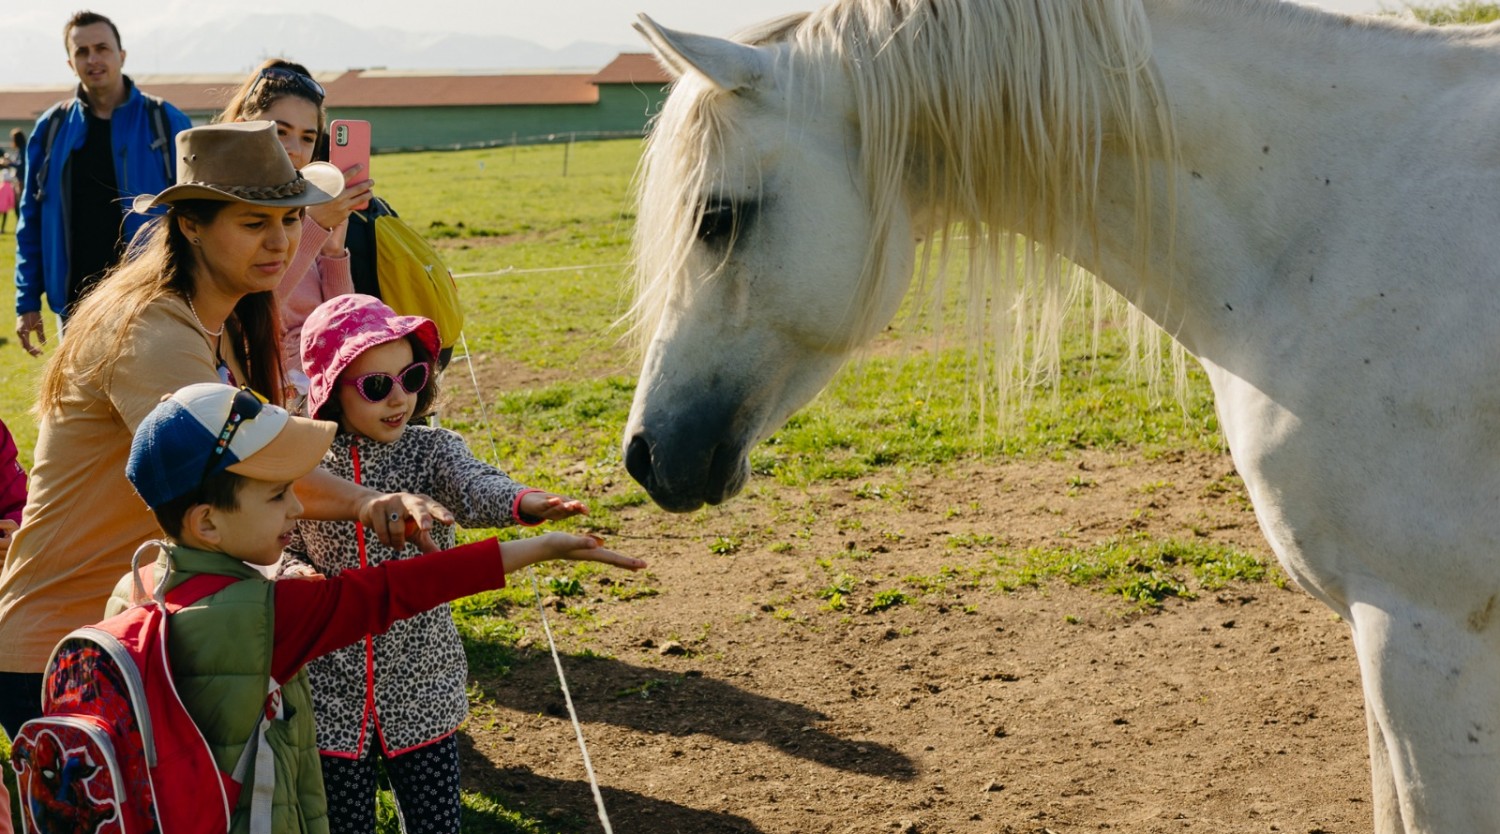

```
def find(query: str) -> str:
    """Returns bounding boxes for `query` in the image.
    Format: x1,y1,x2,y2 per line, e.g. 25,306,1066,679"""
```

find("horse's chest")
1205,351,1500,608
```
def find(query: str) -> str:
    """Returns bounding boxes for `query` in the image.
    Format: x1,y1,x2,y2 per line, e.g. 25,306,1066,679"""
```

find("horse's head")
624,13,916,512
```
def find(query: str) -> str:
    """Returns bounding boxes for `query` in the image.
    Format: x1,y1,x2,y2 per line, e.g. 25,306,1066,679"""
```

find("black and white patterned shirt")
281,425,537,756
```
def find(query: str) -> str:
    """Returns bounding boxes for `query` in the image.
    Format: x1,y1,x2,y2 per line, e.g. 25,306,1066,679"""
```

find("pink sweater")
0,418,27,525
276,216,353,381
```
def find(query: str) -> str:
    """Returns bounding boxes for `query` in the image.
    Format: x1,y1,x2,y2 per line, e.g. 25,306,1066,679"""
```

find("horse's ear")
634,14,771,94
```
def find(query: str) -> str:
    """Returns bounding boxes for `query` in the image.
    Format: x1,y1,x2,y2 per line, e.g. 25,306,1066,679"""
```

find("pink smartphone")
327,119,370,209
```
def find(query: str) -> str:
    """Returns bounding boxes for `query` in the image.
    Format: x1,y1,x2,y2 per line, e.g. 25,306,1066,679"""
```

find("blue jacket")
13,78,191,316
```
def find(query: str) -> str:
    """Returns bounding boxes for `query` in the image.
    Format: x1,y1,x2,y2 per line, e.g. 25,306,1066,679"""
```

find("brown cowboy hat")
131,121,343,212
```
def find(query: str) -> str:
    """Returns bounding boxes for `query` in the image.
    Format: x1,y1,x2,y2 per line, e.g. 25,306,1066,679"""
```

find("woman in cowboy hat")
0,121,453,736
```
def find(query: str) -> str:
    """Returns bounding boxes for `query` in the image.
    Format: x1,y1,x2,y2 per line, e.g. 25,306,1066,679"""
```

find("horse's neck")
1081,1,1491,357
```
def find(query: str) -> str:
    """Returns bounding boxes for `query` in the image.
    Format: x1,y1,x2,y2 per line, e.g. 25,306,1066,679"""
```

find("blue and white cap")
127,382,336,509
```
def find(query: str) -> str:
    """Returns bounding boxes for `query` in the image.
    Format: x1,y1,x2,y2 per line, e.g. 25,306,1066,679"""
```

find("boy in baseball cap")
116,382,642,832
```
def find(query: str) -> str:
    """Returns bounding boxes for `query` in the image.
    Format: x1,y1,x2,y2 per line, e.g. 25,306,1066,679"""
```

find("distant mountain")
0,12,637,86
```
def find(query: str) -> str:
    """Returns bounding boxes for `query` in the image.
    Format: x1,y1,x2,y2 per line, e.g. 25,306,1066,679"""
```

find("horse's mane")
815,0,1182,397
657,3,1500,407
631,0,1495,400
632,0,1181,397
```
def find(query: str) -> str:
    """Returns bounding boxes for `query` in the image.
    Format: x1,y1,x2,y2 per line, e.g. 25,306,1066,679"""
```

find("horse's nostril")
624,434,656,490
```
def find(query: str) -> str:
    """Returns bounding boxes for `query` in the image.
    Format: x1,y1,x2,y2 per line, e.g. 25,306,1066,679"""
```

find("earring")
191,237,201,245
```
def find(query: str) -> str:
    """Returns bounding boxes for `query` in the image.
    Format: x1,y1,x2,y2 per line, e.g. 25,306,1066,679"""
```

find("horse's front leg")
1348,590,1500,833
1363,699,1401,833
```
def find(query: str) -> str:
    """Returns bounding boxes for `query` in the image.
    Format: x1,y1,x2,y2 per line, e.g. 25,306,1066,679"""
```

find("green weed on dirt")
999,536,1276,608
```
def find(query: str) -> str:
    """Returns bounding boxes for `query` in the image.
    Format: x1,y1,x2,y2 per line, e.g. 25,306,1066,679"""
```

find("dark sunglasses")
247,66,326,104
339,361,430,403
200,386,266,485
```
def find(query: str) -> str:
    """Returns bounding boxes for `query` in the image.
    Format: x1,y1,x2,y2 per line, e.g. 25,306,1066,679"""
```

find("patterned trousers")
320,735,462,834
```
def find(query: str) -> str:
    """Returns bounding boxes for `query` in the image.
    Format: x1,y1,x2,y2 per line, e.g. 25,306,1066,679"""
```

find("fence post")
563,132,574,177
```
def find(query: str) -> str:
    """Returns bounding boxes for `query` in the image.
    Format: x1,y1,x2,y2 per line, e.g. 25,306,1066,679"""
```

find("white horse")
623,1,1500,831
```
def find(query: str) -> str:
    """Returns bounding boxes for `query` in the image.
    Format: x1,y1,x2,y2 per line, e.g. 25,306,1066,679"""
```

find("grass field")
0,138,1230,831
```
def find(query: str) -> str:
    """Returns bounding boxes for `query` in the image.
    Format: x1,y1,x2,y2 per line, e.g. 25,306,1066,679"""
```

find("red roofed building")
0,54,671,152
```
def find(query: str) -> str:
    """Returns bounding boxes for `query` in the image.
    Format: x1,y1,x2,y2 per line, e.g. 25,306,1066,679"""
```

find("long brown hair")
216,58,326,136
37,200,286,414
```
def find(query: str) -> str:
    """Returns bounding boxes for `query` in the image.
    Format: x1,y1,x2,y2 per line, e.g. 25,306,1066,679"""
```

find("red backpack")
9,544,280,834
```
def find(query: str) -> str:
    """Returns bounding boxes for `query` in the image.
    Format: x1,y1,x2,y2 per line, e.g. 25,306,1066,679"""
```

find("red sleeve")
270,537,505,682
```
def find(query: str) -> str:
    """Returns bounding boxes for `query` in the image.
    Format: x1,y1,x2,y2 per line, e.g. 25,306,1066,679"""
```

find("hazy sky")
9,0,1393,50
3,0,1396,85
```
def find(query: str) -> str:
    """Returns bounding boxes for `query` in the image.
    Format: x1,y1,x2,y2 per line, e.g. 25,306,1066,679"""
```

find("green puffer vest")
106,545,328,834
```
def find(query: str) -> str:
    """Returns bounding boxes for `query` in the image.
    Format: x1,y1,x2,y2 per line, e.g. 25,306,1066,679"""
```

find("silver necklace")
186,296,226,338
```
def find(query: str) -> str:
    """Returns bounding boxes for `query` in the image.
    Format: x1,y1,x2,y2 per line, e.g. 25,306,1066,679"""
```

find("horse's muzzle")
624,427,749,513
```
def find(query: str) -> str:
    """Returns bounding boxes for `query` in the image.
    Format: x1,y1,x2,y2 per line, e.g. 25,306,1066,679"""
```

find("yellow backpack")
372,212,464,350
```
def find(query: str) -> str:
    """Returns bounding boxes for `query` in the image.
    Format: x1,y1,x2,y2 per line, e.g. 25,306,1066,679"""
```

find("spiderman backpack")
9,543,282,834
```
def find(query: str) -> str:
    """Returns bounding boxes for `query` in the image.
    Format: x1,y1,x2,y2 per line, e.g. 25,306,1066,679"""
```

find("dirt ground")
456,448,1372,834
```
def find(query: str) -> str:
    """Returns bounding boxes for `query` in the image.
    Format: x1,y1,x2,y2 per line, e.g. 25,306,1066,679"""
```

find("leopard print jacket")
281,425,537,756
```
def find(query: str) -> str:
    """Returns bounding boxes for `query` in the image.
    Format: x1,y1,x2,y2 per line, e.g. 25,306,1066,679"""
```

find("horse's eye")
697,201,735,244
696,198,756,247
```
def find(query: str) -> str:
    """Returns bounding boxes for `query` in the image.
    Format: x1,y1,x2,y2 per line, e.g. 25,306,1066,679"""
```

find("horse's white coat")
624,2,1500,830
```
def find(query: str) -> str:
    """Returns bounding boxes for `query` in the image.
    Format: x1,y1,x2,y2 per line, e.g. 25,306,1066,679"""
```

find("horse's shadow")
468,651,917,782
458,734,766,833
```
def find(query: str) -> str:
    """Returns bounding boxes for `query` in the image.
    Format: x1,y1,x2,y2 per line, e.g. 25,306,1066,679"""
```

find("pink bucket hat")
301,294,442,420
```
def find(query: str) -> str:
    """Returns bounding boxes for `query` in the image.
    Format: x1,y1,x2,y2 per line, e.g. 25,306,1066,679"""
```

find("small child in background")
283,294,590,832
0,167,16,235
111,383,641,831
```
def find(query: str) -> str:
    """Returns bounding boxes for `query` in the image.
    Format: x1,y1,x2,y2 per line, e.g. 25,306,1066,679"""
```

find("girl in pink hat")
285,293,586,832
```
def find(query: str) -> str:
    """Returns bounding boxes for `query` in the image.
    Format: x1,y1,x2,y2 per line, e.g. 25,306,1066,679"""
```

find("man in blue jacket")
13,10,191,356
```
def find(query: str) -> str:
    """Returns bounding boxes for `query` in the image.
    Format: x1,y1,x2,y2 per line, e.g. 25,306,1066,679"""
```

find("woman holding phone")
218,59,372,408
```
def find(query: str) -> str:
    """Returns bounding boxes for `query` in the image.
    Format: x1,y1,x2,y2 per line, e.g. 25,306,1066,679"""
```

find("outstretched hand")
519,491,589,522
500,532,644,574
